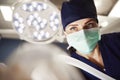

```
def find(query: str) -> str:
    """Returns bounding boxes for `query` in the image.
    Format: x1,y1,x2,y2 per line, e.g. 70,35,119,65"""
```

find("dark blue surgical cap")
61,0,98,30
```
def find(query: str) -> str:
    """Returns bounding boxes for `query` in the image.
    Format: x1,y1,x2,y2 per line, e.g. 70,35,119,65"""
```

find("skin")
64,18,104,70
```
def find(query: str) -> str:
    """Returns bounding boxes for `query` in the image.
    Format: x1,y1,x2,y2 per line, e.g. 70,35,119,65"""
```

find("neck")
76,45,104,69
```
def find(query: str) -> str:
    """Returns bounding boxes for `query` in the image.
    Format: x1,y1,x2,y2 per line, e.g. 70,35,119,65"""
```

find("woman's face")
64,18,98,35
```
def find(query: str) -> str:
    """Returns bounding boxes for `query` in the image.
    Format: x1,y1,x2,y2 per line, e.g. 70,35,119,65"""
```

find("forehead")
65,18,96,29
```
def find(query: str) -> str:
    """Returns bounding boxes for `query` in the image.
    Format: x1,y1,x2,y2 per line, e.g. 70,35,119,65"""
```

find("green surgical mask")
66,28,100,54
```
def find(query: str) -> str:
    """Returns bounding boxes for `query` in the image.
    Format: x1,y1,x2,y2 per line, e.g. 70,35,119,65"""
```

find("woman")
61,0,120,80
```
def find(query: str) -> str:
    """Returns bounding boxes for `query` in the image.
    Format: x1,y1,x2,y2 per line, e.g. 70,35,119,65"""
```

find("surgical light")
12,0,61,44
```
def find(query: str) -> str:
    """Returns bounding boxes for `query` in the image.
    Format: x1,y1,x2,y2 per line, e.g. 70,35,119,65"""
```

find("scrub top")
71,32,120,80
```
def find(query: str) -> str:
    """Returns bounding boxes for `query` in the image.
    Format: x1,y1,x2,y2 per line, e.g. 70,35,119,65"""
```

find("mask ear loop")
97,24,102,40
67,45,71,50
98,23,102,29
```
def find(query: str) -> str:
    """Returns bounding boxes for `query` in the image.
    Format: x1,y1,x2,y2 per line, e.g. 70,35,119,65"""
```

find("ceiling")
0,0,120,40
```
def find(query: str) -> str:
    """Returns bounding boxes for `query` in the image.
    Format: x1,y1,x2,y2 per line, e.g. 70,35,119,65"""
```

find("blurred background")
0,0,120,80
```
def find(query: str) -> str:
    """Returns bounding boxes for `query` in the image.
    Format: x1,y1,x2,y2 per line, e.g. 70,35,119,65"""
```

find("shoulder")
99,32,120,51
100,32,120,42
101,32,120,38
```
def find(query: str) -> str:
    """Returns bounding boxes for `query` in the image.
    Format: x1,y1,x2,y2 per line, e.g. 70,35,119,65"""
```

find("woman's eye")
69,27,78,31
84,23,96,29
88,23,94,28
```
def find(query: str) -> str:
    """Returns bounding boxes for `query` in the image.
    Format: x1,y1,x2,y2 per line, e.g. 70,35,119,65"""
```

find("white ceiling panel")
94,0,117,15
109,0,120,17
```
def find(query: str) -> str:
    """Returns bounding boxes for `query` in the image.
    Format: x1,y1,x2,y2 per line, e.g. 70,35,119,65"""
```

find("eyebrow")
68,24,79,27
84,19,96,24
68,19,96,27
